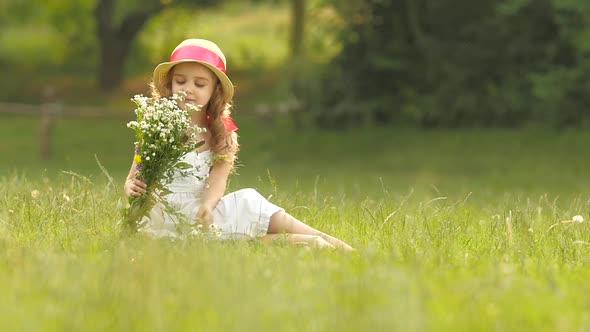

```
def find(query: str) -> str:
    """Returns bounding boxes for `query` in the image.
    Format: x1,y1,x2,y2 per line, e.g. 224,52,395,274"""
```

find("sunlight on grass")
2,116,590,329
1,170,590,330
3,2,590,329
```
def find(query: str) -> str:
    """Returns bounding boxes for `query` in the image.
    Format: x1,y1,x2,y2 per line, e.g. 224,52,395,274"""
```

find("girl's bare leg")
267,210,354,251
259,234,335,249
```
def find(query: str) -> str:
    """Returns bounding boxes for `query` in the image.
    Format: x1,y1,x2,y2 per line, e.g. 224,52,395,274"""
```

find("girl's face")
171,62,217,107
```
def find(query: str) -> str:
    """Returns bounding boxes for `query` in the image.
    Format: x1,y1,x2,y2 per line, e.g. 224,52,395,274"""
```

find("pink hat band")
170,45,226,74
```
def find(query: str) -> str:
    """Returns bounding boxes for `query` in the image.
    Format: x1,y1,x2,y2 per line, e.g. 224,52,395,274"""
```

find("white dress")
138,150,283,239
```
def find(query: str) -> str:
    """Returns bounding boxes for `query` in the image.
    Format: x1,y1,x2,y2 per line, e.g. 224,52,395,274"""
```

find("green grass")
2,114,590,331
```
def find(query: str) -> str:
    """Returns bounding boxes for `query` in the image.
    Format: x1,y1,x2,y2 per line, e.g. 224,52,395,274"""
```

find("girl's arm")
124,160,147,197
196,132,238,225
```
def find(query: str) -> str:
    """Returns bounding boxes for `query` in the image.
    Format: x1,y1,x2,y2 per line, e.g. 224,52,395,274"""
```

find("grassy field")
5,2,590,330
2,114,590,331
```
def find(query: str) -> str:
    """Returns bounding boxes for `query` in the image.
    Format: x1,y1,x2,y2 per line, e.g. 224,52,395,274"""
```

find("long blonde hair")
149,67,239,167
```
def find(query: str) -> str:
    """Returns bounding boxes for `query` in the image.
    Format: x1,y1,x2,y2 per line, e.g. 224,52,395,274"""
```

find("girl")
124,39,353,251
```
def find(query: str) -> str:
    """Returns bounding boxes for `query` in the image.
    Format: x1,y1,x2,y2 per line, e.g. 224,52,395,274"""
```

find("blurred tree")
316,0,590,128
284,0,347,129
288,0,306,128
40,0,98,72
18,0,221,91
94,0,164,91
291,0,305,58
0,0,35,23
94,0,219,91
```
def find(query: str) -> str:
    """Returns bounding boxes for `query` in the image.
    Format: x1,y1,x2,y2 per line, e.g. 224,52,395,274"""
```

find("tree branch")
406,0,426,49
118,5,164,40
94,0,115,37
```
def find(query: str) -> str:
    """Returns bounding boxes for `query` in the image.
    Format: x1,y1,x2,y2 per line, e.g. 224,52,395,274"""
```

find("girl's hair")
149,67,239,169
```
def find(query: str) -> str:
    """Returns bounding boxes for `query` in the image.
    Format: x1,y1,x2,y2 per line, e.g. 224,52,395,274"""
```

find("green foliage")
39,0,98,69
1,1,346,103
316,0,590,128
138,2,292,70
0,0,44,23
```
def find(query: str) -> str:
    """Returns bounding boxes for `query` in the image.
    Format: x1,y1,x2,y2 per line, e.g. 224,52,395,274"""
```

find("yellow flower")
134,154,142,164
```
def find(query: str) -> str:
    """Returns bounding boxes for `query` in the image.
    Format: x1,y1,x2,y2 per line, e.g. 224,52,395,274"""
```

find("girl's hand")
196,204,214,226
124,177,147,197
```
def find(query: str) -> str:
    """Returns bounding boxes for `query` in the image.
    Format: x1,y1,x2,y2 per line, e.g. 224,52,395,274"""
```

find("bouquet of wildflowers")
122,92,204,231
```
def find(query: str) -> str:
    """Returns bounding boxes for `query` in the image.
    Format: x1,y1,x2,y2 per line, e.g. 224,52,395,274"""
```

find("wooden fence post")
0,97,127,161
39,87,60,160
39,104,56,160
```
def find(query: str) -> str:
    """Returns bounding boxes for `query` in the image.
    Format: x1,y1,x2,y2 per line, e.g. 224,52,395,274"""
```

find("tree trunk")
291,0,305,59
289,0,306,129
94,0,163,91
97,37,131,91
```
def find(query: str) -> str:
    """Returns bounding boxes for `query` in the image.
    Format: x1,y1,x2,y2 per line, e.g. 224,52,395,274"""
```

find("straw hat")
152,39,234,102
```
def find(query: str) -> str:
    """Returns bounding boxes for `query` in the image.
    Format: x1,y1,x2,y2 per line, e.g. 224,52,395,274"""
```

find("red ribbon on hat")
206,115,238,132
170,45,226,73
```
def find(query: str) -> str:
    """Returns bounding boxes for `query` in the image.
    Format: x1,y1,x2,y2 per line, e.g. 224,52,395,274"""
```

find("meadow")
5,0,590,330
1,113,590,331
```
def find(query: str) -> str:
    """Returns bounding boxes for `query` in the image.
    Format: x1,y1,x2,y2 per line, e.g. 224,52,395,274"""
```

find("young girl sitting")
123,38,353,251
